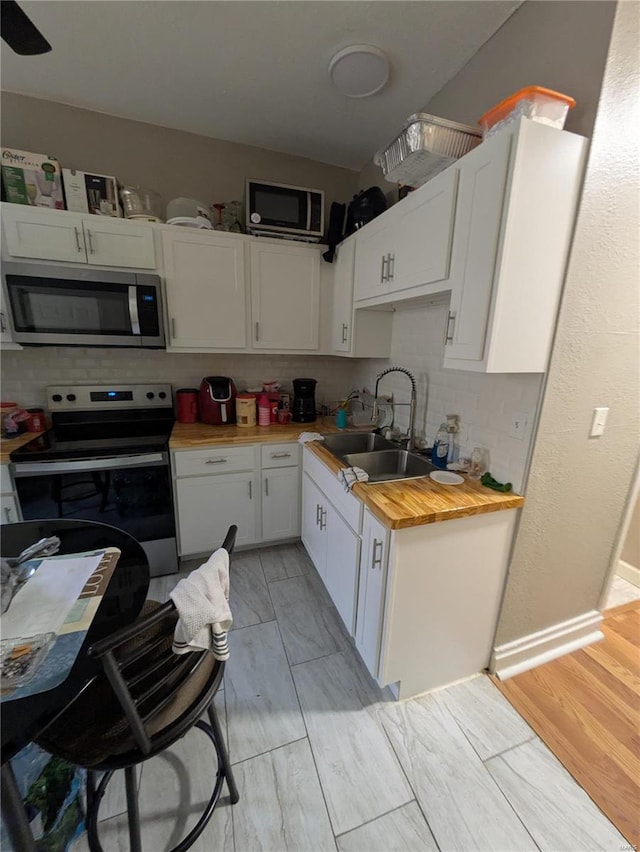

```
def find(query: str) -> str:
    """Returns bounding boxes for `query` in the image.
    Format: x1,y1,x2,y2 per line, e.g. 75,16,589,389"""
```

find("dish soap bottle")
432,423,449,469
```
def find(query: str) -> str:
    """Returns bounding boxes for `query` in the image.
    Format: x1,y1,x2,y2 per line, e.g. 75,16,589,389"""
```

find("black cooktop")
10,430,171,462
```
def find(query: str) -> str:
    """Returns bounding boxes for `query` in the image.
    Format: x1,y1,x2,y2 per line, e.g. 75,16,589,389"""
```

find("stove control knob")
66,394,76,402
146,392,155,400
52,394,62,402
158,392,167,399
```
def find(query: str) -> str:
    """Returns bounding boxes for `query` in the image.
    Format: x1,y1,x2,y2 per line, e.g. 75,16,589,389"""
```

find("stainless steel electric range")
10,384,177,576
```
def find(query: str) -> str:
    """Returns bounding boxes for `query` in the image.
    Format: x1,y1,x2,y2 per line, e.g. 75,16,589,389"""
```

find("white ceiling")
1,1,521,170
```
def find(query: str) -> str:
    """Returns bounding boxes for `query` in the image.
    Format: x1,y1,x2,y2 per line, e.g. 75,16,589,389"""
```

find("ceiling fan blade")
1,0,51,55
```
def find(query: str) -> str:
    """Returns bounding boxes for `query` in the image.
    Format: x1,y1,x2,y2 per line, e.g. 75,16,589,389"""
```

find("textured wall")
1,348,360,414
0,93,358,226
350,299,542,493
621,497,640,571
359,0,616,199
495,0,640,643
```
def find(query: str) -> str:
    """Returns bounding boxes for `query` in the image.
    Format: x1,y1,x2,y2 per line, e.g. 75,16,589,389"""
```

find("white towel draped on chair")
169,548,232,660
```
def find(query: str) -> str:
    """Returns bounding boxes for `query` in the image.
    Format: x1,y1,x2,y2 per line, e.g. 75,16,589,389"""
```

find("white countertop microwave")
2,261,165,348
246,179,324,241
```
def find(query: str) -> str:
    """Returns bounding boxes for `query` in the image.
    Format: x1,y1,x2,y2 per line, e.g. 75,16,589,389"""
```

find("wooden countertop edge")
305,440,524,530
169,420,342,450
0,431,45,465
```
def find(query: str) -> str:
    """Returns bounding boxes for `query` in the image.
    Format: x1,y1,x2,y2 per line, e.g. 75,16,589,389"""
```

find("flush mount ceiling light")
328,44,390,98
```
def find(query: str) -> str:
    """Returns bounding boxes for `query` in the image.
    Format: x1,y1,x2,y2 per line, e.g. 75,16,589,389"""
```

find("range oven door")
12,453,177,576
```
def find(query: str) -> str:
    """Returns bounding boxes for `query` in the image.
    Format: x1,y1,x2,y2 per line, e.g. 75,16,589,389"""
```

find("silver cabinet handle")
271,452,291,459
316,503,321,526
380,255,387,283
265,477,269,496
0,312,6,333
319,507,327,531
4,507,13,524
371,539,383,569
86,228,95,254
205,458,227,464
171,317,177,339
444,311,456,344
255,321,260,342
388,253,395,281
74,227,83,253
248,480,252,499
342,323,348,344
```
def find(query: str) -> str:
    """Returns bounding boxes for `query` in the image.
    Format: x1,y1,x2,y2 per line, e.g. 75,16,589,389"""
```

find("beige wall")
0,92,358,224
495,0,640,643
359,0,616,199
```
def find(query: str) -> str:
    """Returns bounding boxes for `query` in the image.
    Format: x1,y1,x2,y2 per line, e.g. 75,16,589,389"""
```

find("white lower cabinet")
301,472,360,634
176,471,258,553
174,441,300,556
355,509,389,676
1,465,21,524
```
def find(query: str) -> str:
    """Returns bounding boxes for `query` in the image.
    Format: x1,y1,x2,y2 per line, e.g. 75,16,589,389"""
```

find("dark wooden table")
1,519,150,851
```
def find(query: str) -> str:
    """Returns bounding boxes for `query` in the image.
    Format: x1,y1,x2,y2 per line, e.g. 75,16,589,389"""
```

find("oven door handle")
12,453,167,477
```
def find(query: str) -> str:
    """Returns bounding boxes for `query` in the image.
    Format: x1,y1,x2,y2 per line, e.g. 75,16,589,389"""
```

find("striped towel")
339,466,370,491
169,548,232,660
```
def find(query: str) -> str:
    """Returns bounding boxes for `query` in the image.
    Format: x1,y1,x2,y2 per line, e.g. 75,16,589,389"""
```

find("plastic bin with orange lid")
479,86,576,138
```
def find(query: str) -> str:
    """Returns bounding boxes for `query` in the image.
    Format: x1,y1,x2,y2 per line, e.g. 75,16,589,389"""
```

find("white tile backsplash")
0,348,359,412
351,300,543,492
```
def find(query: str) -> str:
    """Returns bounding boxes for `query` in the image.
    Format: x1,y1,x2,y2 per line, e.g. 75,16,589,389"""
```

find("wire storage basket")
375,113,482,187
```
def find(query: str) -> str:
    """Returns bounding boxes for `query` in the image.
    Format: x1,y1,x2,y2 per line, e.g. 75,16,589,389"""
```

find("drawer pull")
86,228,95,254
205,458,227,464
388,253,395,281
316,503,321,526
255,321,260,342
371,539,383,569
342,323,348,344
319,507,327,531
444,311,456,345
265,477,269,496
380,255,387,283
248,480,252,499
4,507,13,524
271,452,291,459
171,317,177,340
74,227,83,253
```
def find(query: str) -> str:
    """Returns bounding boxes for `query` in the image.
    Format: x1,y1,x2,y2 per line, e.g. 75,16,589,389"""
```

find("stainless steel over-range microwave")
2,261,165,348
246,178,324,241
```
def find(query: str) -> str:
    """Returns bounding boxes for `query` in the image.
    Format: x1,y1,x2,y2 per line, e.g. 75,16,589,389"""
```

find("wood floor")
494,599,640,847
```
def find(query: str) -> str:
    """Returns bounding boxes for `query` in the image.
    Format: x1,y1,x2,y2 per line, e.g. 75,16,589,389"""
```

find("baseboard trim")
617,559,640,587
491,610,604,680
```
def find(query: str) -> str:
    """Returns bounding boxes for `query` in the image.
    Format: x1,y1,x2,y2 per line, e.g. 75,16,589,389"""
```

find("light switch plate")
590,406,609,437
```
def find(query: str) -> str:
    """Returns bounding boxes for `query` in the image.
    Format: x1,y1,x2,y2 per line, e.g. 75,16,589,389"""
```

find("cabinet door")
163,230,246,349
250,242,320,349
353,212,396,302
262,466,300,541
0,493,20,525
392,168,458,293
355,509,389,677
301,473,327,578
3,206,87,263
444,132,512,363
324,504,360,635
82,218,156,269
331,238,355,352
176,472,257,555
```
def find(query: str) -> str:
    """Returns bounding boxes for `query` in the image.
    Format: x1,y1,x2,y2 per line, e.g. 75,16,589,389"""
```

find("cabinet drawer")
261,443,300,468
303,446,362,533
174,445,255,477
1,465,14,493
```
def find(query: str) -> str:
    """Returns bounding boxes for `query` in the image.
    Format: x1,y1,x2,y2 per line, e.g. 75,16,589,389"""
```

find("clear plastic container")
479,86,576,138
119,185,164,222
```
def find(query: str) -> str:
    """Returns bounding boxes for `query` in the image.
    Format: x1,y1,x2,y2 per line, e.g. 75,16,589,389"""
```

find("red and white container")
258,394,271,427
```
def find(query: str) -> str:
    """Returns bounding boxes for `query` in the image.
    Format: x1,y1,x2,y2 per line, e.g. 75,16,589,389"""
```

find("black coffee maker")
292,378,317,423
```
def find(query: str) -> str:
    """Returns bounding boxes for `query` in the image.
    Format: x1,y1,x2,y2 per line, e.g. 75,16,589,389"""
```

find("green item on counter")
481,472,512,492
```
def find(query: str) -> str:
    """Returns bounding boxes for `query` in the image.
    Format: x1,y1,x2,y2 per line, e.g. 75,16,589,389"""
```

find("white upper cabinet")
162,229,247,350
2,204,156,268
391,167,458,293
444,119,587,372
353,207,398,302
250,241,320,350
331,237,355,352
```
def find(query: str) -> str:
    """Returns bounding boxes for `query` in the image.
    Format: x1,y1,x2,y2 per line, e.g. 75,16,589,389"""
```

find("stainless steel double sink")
322,431,436,484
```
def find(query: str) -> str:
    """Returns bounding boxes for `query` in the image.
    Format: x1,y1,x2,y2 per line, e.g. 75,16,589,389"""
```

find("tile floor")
605,573,640,609
72,542,627,851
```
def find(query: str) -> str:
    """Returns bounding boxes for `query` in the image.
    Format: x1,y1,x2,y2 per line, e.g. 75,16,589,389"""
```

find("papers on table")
1,552,104,640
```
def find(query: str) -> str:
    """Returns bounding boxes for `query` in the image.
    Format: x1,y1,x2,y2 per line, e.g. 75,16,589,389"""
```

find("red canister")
176,388,199,423
26,408,45,432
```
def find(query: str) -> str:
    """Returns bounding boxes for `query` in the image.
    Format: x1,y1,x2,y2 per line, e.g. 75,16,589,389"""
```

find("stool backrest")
88,525,237,756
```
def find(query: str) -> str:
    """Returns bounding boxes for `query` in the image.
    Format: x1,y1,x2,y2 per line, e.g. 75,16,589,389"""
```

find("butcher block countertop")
170,419,342,449
0,431,44,465
306,440,524,530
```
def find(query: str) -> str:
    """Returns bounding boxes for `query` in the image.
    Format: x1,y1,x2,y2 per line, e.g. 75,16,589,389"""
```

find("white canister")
236,394,257,428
